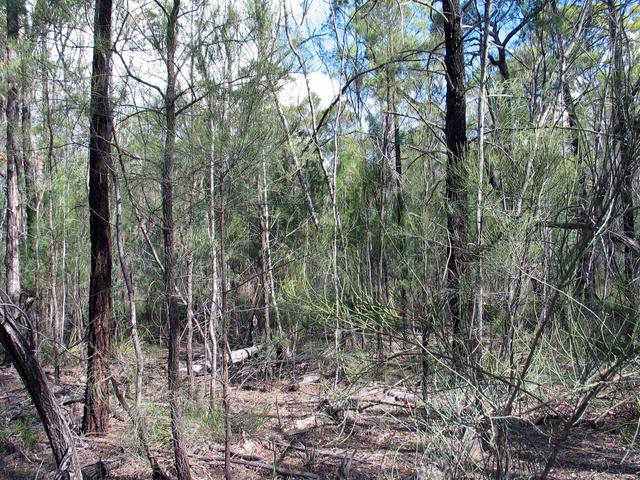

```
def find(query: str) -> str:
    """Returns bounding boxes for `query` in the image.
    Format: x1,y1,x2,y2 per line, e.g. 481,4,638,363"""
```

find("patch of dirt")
1,346,639,479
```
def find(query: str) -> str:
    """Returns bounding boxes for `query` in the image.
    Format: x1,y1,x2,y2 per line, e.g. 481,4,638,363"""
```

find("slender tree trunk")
332,95,343,385
186,182,196,398
22,60,40,350
475,0,492,342
260,150,282,337
220,174,232,479
6,0,24,310
272,93,320,230
161,2,191,478
207,113,220,410
83,0,114,435
43,65,61,376
21,18,39,276
259,152,272,380
112,137,144,409
442,0,469,361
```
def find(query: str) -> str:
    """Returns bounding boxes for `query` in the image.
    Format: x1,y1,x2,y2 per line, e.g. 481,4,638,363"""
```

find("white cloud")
278,71,339,110
286,0,330,28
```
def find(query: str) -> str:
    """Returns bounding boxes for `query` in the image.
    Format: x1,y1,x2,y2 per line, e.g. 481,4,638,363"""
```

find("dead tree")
0,302,83,479
442,0,469,360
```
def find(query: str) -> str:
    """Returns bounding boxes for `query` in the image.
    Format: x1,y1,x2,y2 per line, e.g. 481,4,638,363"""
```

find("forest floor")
1,342,639,479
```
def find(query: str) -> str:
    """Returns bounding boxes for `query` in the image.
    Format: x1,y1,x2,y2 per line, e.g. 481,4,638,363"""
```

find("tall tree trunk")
22,17,38,256
186,181,196,399
43,62,61,377
220,174,232,479
332,96,343,385
475,0,492,342
22,26,41,350
6,0,24,309
207,112,220,410
259,151,272,380
442,0,469,361
82,0,114,435
260,150,282,338
161,2,191,479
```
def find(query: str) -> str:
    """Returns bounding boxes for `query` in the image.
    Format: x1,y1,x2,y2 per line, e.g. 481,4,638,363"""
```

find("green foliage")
141,403,172,448
184,401,225,441
0,416,40,451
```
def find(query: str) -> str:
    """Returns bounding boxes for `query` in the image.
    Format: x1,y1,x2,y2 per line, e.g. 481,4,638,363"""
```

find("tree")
160,1,192,478
6,0,24,309
442,0,469,360
82,0,114,435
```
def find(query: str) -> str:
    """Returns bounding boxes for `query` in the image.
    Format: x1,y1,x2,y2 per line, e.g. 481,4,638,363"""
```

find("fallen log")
230,345,261,364
81,457,126,480
178,346,261,374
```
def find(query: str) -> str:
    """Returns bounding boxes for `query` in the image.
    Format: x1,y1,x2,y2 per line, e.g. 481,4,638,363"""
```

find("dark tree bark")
82,0,113,435
442,0,469,359
0,306,83,479
161,2,192,479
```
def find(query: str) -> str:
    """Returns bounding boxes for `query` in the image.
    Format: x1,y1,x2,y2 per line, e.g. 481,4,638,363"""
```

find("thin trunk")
272,93,320,230
259,152,272,380
22,30,38,254
332,98,343,385
18,17,32,244
442,0,469,361
261,151,282,337
207,113,220,410
45,96,60,378
220,175,232,479
83,0,114,435
161,2,191,479
112,136,144,409
186,182,196,399
475,0,492,342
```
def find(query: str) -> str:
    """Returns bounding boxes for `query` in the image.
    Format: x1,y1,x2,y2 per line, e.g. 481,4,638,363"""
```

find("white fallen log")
179,361,210,375
230,345,261,364
300,373,321,385
179,345,261,374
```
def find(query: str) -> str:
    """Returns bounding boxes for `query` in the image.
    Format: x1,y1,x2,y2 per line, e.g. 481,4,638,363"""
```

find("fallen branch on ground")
195,453,318,479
